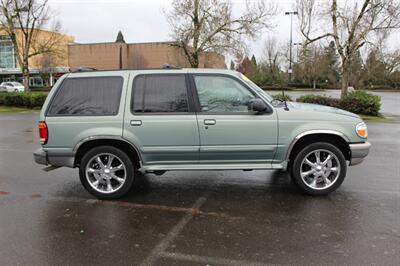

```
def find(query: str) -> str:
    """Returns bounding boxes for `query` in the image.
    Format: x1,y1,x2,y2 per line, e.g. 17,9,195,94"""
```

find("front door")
191,74,278,167
123,73,199,167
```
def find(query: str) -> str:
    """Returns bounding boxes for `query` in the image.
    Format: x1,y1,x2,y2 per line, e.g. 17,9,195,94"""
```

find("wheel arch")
286,130,351,166
73,136,142,169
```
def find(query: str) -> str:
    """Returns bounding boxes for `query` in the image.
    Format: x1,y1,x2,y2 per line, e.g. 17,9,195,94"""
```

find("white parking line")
160,251,278,266
139,195,208,266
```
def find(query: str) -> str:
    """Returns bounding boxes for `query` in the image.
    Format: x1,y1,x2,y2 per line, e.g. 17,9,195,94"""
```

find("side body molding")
285,130,350,161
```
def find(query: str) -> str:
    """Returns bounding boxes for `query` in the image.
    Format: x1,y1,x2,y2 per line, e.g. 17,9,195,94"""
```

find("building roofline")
10,27,74,39
69,41,178,46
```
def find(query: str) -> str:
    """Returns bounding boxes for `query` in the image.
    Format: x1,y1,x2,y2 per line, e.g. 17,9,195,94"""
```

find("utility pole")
285,11,298,83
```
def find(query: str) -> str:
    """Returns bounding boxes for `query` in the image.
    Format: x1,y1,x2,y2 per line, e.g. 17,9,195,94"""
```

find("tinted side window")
48,77,123,116
132,75,189,113
193,76,256,112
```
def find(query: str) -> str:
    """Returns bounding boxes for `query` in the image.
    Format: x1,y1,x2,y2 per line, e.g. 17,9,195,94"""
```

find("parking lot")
0,112,399,266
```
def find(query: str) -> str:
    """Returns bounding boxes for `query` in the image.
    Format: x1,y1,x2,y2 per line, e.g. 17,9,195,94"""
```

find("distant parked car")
0,82,25,92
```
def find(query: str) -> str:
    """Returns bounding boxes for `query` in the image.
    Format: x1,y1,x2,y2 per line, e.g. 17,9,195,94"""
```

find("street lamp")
285,11,298,83
293,42,302,63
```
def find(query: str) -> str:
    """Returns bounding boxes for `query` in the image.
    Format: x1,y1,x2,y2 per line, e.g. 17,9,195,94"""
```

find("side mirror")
250,99,268,113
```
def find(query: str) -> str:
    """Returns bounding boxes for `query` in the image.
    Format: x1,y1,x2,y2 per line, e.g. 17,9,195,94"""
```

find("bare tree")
261,37,282,81
297,0,400,97
166,0,276,68
262,37,280,69
0,0,63,91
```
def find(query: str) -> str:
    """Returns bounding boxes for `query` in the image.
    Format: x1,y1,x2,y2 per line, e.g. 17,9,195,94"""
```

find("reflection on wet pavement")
0,113,399,265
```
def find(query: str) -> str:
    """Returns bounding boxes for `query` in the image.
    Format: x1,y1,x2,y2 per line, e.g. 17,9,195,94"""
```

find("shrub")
272,93,293,101
297,95,341,108
0,92,48,108
296,91,381,116
340,90,381,116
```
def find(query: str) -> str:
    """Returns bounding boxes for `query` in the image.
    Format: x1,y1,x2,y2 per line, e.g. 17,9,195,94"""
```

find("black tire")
79,146,135,199
290,142,347,195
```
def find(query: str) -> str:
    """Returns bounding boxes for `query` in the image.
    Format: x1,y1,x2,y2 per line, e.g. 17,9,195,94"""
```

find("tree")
115,30,125,43
347,50,364,89
297,0,400,97
259,37,284,85
247,54,259,81
296,44,327,89
166,0,276,68
0,0,62,92
229,60,235,70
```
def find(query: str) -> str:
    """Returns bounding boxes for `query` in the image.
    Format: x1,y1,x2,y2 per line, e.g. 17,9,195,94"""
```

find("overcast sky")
48,0,300,61
47,0,399,65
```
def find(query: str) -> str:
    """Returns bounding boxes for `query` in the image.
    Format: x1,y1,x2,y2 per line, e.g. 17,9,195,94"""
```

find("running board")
142,163,284,172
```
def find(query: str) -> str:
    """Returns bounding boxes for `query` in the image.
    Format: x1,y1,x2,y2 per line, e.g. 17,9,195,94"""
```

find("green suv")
33,68,371,199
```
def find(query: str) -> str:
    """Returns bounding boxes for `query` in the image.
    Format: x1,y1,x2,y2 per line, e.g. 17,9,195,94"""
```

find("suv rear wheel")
79,146,135,199
290,142,347,195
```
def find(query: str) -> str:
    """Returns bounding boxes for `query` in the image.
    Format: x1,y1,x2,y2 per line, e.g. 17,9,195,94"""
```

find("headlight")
356,122,368,138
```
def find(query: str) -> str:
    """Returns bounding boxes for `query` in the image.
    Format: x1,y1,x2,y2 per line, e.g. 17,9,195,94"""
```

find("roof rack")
70,64,182,73
73,67,98,73
161,64,180,69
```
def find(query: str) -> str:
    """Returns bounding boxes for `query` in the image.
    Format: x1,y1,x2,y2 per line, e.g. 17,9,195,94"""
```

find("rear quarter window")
47,76,123,116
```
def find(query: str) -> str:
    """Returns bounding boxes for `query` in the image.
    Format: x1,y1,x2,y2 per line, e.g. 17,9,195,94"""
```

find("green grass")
360,114,400,123
0,106,40,113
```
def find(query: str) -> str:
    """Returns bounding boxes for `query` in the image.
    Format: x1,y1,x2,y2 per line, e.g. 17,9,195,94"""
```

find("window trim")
130,73,195,116
45,76,124,117
188,73,273,115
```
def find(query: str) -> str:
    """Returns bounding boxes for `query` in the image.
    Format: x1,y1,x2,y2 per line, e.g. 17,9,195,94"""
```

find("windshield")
238,73,273,102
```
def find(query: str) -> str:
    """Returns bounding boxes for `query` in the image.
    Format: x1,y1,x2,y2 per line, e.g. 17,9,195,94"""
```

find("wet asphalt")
0,112,399,266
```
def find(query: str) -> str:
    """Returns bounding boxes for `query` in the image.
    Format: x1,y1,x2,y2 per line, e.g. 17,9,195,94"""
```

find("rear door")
123,73,200,167
191,74,278,166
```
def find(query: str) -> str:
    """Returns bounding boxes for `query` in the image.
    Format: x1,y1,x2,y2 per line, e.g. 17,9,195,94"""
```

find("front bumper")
349,142,371,166
33,148,75,168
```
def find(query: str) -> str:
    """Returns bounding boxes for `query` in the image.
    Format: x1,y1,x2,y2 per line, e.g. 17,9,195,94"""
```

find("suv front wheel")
290,142,347,195
79,146,135,199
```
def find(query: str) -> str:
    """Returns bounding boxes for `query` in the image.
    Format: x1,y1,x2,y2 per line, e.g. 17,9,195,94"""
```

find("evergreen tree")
248,54,259,82
348,50,363,88
364,50,387,87
116,31,126,43
250,55,257,67
322,41,340,87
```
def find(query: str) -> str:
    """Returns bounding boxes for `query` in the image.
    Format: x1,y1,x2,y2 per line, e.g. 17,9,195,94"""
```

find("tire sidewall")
291,142,347,195
79,146,135,199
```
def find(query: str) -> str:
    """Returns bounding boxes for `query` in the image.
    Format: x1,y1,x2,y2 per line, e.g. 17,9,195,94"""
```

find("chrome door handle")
130,120,142,126
204,119,216,125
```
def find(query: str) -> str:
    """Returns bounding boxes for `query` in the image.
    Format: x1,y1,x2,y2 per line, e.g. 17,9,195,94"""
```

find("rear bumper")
349,142,371,166
33,148,75,168
34,148,48,165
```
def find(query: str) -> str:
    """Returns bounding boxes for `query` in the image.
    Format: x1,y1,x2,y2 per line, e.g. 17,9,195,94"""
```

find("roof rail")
72,67,98,73
161,64,180,69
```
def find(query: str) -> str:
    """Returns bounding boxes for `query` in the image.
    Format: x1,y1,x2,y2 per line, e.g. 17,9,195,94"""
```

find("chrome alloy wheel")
300,149,341,190
85,153,127,194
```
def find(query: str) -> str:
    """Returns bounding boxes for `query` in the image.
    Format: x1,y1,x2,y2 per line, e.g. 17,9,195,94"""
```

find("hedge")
297,90,381,116
340,90,381,116
297,95,341,108
0,92,48,108
272,93,293,102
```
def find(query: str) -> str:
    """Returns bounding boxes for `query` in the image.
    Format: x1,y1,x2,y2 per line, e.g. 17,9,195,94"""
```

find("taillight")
38,121,48,145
